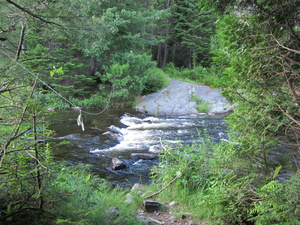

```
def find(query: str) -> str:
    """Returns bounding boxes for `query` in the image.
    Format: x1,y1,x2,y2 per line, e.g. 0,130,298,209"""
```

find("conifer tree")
174,0,215,68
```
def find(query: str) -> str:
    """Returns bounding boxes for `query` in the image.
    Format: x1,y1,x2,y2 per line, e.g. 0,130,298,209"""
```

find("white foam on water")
91,114,226,154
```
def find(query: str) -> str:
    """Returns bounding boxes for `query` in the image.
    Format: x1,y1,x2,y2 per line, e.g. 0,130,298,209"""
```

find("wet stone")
131,153,157,160
112,157,126,170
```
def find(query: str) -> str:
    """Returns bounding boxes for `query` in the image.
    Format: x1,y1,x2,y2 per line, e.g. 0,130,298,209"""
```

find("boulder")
106,207,120,224
131,183,148,194
169,201,177,208
107,207,119,217
103,131,124,143
131,153,157,160
135,79,232,116
125,183,148,204
112,158,126,170
143,201,164,212
108,125,122,134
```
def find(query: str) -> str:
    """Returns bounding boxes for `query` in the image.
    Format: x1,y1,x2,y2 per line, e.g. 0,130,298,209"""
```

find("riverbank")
135,79,232,116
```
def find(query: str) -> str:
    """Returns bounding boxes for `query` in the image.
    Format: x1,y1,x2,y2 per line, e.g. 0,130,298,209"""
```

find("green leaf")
84,174,91,183
272,166,282,179
50,70,55,77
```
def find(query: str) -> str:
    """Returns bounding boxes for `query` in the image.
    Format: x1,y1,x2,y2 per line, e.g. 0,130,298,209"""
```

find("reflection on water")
48,108,229,187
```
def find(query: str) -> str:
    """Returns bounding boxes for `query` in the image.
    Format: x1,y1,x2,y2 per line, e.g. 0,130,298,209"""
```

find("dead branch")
15,22,26,61
272,34,300,54
276,103,300,127
146,160,193,199
5,0,62,27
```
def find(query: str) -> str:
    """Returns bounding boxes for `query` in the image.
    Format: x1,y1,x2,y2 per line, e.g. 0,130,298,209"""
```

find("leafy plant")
250,174,300,224
190,94,209,113
49,165,141,225
141,67,170,95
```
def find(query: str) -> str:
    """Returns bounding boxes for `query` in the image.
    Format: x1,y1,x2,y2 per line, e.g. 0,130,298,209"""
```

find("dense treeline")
1,0,216,108
1,0,299,224
150,1,300,224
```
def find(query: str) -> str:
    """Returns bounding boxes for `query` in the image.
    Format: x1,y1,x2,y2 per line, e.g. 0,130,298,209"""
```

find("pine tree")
173,0,216,68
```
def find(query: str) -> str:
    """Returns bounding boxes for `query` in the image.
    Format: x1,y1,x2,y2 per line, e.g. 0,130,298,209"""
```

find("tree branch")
146,160,192,198
276,103,300,127
15,22,26,61
272,34,300,54
5,0,62,27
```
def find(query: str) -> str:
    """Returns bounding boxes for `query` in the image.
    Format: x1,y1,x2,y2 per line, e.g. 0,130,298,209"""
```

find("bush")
103,53,156,100
71,92,108,109
141,68,169,95
148,132,300,225
163,63,220,87
163,63,181,77
37,93,71,109
250,174,300,224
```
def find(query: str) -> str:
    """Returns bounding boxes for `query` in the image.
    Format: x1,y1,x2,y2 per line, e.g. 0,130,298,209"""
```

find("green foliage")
141,67,170,95
0,66,57,224
149,131,300,224
49,165,141,225
149,135,257,224
164,63,220,86
173,0,216,68
71,92,108,109
151,132,218,192
102,53,156,100
23,34,95,98
37,93,71,109
250,174,300,224
190,95,209,113
210,1,300,171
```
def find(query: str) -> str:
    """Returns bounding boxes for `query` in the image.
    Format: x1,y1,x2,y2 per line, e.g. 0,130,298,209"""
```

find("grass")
190,94,210,113
163,63,222,87
45,165,142,225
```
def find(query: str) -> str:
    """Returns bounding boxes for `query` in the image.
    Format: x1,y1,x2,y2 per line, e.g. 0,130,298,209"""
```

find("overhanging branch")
5,0,62,27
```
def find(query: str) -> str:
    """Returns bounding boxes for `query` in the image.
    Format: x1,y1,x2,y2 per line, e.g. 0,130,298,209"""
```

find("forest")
0,0,299,224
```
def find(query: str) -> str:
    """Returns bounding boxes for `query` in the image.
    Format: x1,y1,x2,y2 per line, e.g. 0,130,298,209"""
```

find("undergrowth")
48,165,141,225
163,63,221,87
146,132,300,225
1,164,141,225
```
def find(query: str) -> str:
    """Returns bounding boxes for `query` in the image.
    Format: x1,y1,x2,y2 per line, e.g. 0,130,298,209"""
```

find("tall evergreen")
174,0,215,68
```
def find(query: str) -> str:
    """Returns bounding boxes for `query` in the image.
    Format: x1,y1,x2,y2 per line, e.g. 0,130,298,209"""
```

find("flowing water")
48,108,229,187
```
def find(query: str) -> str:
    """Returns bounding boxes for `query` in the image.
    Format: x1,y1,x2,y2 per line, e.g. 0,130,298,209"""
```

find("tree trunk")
90,58,98,76
156,43,162,67
162,43,169,68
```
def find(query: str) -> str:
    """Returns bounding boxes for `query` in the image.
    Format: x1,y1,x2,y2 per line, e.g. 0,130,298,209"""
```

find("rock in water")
131,153,157,160
112,158,126,170
108,125,122,134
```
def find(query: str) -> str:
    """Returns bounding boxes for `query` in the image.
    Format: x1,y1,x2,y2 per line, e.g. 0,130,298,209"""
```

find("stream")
48,108,229,187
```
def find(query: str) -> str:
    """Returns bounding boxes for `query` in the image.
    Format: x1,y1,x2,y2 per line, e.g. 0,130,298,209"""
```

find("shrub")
141,68,169,95
71,92,108,109
37,93,71,109
250,174,300,224
163,63,181,77
163,63,220,87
